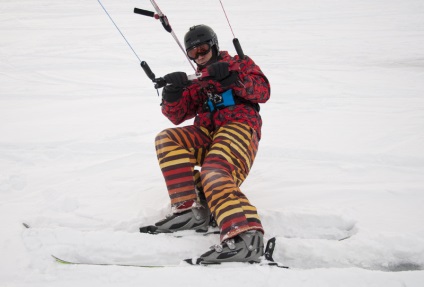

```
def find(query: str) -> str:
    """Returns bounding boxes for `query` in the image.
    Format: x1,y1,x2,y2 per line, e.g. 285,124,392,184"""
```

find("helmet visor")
187,42,212,60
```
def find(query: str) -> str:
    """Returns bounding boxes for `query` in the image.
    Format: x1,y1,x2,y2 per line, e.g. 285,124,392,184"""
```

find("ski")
52,255,173,268
139,224,220,237
23,222,219,238
51,237,288,269
184,257,288,268
26,221,288,268
51,255,287,269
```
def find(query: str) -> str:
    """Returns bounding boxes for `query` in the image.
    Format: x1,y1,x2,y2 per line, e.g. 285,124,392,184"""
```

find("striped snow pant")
155,122,264,241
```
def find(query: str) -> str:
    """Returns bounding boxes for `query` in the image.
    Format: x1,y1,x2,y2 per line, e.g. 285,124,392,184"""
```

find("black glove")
207,62,230,81
207,62,239,87
219,71,239,87
162,85,183,103
164,72,189,87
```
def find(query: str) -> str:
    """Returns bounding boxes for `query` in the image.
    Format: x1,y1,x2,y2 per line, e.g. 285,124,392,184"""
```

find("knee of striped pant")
155,130,168,152
201,158,235,177
155,129,172,148
200,170,238,216
200,168,232,192
155,128,169,140
155,129,182,162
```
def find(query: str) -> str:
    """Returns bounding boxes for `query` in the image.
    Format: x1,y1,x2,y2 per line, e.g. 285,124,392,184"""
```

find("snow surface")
1,0,424,286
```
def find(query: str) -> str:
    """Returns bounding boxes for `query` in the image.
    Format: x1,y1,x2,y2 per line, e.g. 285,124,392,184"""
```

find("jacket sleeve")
232,56,270,104
161,84,200,125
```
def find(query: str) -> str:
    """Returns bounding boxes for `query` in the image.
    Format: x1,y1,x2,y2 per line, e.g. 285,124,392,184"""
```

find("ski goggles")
186,42,212,60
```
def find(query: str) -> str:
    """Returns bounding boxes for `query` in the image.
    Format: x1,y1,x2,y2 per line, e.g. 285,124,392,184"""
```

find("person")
150,24,270,263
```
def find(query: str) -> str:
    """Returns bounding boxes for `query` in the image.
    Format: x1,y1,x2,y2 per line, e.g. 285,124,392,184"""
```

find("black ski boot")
199,230,264,263
140,201,210,234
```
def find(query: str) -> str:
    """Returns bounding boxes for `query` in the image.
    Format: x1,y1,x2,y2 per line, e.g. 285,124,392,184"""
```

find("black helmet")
184,25,219,52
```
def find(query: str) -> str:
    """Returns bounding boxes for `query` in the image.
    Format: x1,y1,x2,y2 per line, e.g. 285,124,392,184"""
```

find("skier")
150,24,270,263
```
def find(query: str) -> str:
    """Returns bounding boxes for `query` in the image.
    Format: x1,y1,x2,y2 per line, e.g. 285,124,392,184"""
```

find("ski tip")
51,255,72,265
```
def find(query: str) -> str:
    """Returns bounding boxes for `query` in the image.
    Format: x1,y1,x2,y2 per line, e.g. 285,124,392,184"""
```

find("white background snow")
1,0,424,286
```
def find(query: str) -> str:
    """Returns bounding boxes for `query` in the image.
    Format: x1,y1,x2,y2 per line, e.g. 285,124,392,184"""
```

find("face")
194,49,213,66
187,43,214,66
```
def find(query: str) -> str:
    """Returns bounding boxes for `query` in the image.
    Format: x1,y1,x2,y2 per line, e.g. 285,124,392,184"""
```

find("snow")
1,0,424,285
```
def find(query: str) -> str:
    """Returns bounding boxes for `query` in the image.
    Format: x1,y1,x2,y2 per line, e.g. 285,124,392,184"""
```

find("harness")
202,89,260,113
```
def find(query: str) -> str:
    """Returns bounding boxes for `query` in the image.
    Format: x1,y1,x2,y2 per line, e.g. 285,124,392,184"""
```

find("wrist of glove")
207,62,239,87
162,85,183,103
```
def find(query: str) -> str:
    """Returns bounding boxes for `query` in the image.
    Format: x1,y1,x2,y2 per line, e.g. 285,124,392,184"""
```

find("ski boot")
199,230,264,263
140,200,210,234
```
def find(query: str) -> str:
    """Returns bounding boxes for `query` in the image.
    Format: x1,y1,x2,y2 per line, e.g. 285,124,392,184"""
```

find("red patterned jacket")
161,51,270,139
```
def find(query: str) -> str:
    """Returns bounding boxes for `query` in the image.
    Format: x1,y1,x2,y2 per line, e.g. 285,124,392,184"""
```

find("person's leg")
155,125,211,206
153,125,212,232
200,123,264,242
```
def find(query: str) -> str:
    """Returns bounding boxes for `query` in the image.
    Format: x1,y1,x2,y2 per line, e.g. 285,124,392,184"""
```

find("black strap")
234,96,260,112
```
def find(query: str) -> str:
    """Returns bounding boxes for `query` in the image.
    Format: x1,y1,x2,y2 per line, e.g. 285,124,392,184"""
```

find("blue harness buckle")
205,89,235,112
